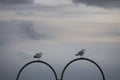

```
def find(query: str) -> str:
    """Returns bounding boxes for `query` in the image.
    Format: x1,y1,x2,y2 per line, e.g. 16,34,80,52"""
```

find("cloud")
72,0,120,8
16,11,33,16
17,51,31,60
0,0,33,4
0,4,60,14
0,20,54,46
19,21,49,40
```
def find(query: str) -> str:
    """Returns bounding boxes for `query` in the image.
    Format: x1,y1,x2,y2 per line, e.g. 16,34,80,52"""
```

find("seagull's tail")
75,54,79,56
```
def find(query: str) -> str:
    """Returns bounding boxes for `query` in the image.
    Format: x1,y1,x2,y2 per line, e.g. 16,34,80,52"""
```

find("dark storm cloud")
0,0,33,4
72,0,120,8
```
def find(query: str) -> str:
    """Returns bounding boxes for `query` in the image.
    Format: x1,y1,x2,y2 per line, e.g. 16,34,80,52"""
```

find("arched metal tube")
61,58,105,80
16,60,58,80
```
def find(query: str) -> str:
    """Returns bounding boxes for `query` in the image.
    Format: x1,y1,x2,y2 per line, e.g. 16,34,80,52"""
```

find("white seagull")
33,52,43,60
76,49,86,57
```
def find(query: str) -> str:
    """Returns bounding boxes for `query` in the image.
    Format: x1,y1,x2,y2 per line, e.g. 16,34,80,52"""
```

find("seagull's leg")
80,55,84,58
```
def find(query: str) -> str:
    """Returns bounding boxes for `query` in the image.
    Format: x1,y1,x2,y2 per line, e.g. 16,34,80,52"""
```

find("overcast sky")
0,0,120,80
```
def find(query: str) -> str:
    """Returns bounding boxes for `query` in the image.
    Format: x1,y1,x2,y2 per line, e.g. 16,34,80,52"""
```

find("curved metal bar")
61,58,105,80
16,60,58,80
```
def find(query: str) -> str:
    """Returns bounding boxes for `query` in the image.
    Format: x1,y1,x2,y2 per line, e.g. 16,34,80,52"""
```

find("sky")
0,0,120,80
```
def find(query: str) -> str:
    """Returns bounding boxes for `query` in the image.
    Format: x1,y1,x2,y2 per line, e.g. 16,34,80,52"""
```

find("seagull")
33,52,43,60
76,49,86,57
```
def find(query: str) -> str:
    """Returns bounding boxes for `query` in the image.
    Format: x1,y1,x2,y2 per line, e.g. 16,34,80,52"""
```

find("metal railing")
16,57,105,80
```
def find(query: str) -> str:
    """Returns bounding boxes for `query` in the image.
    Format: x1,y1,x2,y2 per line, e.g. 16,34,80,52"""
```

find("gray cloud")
16,11,33,16
17,51,31,60
0,0,33,4
19,21,49,40
0,20,54,46
0,2,62,11
72,0,120,8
